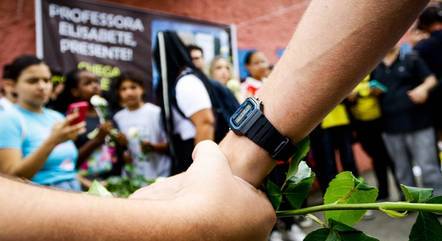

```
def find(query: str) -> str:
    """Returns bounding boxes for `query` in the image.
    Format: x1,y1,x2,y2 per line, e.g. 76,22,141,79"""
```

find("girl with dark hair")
241,50,270,97
153,31,215,174
58,69,127,186
0,55,85,191
113,72,171,179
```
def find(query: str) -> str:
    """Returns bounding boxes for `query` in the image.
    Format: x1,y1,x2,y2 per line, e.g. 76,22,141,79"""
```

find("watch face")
232,101,254,126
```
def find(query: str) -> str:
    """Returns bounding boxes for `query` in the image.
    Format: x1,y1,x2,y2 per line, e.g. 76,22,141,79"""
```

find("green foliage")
283,161,315,209
400,185,433,203
324,172,378,226
88,180,113,197
409,211,442,241
266,137,314,211
304,219,379,241
286,137,310,182
266,180,282,210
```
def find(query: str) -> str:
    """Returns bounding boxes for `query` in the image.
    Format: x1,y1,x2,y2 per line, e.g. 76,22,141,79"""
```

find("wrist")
45,135,60,148
220,132,275,187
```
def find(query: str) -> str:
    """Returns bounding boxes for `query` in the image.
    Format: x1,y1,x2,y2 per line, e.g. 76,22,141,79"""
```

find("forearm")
152,143,169,154
11,137,58,179
419,75,438,91
0,176,196,241
221,0,429,187
194,123,215,145
77,138,103,165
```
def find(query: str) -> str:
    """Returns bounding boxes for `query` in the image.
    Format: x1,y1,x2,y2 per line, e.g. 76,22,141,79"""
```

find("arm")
408,74,438,104
190,108,215,145
77,121,112,165
220,0,430,187
0,116,85,179
0,141,275,241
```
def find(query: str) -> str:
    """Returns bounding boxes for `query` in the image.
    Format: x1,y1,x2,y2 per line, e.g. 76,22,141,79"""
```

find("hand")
140,140,154,153
114,132,128,147
49,112,86,145
96,121,113,141
130,141,276,241
370,88,384,96
408,86,429,104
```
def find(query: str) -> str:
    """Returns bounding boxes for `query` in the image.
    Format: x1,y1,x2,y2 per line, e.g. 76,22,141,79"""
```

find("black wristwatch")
229,97,297,160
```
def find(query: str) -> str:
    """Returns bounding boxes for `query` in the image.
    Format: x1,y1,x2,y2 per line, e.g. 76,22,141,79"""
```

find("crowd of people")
0,3,440,241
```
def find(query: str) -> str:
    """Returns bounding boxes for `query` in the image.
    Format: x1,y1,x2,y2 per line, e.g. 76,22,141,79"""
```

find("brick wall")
0,0,310,71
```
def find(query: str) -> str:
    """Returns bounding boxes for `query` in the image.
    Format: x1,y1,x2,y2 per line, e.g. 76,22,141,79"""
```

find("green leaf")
379,207,408,218
266,180,282,210
304,219,379,241
324,172,378,226
88,180,113,197
426,196,442,204
303,228,333,241
286,137,310,182
409,211,442,241
400,185,433,203
283,161,315,209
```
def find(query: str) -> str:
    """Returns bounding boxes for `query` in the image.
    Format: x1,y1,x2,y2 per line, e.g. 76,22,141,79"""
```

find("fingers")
64,111,79,126
189,140,231,175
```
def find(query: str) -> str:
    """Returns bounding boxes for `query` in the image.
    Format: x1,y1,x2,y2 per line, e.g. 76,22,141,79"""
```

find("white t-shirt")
0,98,14,111
113,103,171,179
173,74,212,140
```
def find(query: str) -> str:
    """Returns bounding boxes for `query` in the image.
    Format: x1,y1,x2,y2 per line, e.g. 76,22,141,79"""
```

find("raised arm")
220,0,430,187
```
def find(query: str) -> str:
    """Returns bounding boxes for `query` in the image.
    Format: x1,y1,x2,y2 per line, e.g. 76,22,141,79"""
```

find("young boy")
113,72,171,179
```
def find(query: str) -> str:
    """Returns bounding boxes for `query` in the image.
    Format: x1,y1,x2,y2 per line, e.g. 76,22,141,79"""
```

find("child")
113,72,171,179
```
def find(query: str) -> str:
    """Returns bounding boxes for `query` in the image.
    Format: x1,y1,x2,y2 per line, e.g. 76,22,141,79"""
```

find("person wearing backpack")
153,32,214,174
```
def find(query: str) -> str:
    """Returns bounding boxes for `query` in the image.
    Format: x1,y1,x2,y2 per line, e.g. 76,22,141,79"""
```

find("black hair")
417,5,442,31
51,68,89,113
2,64,11,79
5,55,44,82
187,44,204,56
114,71,145,91
243,50,257,65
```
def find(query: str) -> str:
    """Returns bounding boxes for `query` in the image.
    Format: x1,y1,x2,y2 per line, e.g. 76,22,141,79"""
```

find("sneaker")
294,215,313,228
269,230,284,241
287,224,306,241
362,210,375,220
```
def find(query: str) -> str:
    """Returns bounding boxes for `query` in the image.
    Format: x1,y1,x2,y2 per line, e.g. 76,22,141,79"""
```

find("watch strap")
245,114,296,160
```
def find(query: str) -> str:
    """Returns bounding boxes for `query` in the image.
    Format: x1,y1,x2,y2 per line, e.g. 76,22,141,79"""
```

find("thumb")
189,140,231,175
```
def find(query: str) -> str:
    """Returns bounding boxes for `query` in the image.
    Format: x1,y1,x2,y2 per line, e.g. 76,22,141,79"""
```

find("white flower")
128,127,140,139
90,95,108,107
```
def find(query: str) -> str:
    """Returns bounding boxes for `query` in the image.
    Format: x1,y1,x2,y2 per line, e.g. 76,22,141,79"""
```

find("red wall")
0,0,310,73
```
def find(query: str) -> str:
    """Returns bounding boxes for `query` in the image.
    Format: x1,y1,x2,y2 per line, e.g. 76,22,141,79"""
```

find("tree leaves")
304,219,379,241
324,172,378,226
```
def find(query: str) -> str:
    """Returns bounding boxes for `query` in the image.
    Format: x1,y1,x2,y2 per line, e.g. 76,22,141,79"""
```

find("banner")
36,0,235,93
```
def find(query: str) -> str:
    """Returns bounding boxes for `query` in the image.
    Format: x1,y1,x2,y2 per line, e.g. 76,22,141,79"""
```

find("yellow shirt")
321,104,350,129
350,76,381,121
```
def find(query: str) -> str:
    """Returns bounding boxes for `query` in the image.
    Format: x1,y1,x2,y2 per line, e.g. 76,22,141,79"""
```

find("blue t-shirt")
0,106,78,185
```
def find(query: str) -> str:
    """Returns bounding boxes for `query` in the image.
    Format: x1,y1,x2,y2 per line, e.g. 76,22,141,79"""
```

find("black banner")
36,0,234,93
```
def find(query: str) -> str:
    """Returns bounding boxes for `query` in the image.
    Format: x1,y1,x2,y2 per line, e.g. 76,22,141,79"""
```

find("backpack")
173,68,240,143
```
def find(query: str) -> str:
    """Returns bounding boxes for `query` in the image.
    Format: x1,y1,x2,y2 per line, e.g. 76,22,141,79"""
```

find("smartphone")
67,101,89,125
369,80,388,92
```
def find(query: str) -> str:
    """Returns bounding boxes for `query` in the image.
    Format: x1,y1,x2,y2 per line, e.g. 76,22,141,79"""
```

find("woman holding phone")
0,55,85,191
